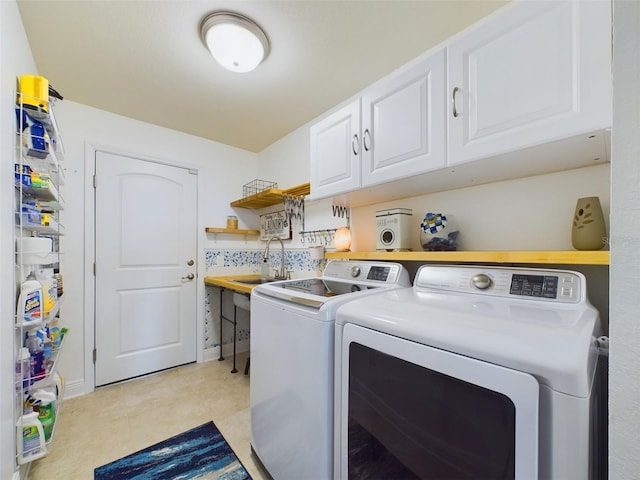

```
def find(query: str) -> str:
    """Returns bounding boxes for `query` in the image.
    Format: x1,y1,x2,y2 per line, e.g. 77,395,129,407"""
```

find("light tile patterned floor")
29,351,269,479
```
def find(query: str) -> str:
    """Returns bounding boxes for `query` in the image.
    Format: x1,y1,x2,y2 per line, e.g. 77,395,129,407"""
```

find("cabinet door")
362,50,446,186
447,0,611,166
310,100,361,200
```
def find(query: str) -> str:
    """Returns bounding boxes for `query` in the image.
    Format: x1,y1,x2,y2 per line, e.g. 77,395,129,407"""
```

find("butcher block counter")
204,274,270,294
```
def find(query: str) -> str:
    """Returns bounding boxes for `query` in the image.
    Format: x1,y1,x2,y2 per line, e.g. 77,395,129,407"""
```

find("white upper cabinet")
361,50,446,186
309,0,612,204
310,51,446,200
310,100,361,199
447,0,612,166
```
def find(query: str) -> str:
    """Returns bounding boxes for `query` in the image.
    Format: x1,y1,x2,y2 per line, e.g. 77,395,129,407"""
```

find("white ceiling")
18,0,508,153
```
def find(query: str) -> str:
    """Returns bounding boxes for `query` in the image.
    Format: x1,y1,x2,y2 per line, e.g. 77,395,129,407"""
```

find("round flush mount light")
199,11,270,73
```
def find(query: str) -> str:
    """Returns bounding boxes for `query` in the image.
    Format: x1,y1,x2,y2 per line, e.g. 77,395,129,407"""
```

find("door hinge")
93,347,97,364
93,262,96,276
93,174,97,188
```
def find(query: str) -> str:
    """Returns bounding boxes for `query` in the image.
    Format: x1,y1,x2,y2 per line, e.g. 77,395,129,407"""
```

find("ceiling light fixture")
199,11,270,73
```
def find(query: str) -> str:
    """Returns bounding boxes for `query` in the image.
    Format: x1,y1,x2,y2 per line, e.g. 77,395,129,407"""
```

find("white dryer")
334,265,607,480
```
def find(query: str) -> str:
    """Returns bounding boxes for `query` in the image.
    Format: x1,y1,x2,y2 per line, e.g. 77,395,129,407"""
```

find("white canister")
17,237,53,265
309,245,325,260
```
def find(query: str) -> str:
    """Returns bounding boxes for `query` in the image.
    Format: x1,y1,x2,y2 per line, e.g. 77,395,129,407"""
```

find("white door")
94,151,197,386
309,99,361,200
361,50,446,186
447,0,611,165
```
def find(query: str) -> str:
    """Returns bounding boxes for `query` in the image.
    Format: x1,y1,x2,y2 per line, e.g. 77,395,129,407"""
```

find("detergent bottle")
16,278,42,325
35,268,57,317
16,411,46,464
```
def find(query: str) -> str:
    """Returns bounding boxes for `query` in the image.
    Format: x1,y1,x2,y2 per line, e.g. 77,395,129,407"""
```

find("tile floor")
28,351,270,479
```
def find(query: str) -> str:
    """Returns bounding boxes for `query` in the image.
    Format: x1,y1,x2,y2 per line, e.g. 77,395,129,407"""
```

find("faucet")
263,236,286,279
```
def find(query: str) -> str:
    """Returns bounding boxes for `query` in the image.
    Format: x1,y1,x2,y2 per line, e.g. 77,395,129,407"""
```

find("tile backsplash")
203,248,326,351
204,248,326,277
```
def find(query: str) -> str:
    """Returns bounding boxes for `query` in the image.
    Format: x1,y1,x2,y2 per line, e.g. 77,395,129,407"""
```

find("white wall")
1,1,39,477
256,124,350,243
609,1,640,478
349,164,610,252
257,124,309,189
53,100,258,397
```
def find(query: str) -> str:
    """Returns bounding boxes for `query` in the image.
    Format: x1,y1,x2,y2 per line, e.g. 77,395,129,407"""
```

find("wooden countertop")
325,250,609,265
203,274,265,294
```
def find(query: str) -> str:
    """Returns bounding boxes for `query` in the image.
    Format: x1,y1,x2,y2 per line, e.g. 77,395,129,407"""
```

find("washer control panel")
415,265,583,303
323,260,410,286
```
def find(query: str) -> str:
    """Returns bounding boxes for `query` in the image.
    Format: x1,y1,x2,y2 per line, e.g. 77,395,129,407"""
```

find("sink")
233,278,276,285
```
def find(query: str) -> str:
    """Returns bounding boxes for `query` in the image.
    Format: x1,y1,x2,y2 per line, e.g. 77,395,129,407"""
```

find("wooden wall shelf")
205,227,260,235
325,250,609,265
230,182,310,209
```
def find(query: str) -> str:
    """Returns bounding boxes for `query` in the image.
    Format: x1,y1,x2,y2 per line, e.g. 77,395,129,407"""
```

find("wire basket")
243,179,277,198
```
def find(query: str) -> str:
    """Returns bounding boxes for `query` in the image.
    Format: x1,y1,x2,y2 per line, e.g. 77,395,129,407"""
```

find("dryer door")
336,323,539,479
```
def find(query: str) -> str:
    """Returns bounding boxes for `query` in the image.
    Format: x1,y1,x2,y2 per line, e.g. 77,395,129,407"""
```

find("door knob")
187,259,194,266
182,273,195,281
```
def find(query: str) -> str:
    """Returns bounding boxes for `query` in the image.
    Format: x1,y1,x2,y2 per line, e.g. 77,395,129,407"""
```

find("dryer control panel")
414,265,583,303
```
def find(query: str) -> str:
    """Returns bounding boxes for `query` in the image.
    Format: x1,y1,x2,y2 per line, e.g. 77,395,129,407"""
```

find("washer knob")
472,273,492,290
351,266,361,278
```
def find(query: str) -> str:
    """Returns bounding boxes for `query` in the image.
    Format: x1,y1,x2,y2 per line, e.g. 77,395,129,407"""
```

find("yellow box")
18,75,49,112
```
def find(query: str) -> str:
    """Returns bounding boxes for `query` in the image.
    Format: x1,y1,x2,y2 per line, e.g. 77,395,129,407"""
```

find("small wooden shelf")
325,250,609,265
230,182,310,209
205,227,260,235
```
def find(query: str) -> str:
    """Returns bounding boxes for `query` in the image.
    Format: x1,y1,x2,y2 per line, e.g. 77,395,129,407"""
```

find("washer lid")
254,278,401,310
336,287,601,397
253,261,410,310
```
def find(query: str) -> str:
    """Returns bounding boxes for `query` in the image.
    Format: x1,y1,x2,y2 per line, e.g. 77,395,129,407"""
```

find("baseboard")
61,346,247,400
203,340,250,363
61,378,86,400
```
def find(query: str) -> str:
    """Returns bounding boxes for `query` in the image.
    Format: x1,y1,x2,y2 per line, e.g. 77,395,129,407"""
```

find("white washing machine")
250,260,410,479
334,265,607,480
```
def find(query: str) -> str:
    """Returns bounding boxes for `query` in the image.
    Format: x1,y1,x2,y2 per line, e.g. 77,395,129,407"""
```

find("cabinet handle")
452,87,459,118
352,134,360,155
363,129,371,151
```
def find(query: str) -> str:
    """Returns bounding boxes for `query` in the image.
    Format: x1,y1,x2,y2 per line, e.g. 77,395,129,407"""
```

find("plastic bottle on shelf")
32,390,56,441
35,268,57,318
15,348,32,391
25,330,46,381
54,271,63,297
16,411,46,464
37,327,53,363
49,318,61,348
16,278,43,325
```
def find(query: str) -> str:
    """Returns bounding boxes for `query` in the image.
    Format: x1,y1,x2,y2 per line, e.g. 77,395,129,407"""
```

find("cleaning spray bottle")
32,389,56,440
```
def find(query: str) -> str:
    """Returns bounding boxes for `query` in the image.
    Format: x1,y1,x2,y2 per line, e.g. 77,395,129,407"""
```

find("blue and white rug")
94,421,252,480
